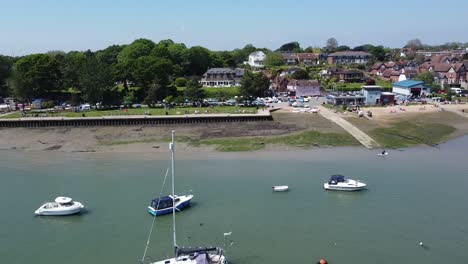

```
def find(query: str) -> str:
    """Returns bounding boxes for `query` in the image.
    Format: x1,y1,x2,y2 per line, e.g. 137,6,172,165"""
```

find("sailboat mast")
171,130,177,256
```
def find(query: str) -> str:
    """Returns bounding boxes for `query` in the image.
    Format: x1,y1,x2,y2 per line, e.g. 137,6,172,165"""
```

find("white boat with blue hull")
324,175,367,191
141,131,228,264
148,194,193,216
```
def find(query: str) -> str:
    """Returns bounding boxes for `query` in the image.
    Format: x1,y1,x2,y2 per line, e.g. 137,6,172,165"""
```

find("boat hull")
148,195,193,216
323,180,367,191
150,253,227,264
272,186,289,192
35,202,84,216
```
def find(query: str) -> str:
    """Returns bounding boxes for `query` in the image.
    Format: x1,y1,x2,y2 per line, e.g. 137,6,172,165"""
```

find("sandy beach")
1,104,467,153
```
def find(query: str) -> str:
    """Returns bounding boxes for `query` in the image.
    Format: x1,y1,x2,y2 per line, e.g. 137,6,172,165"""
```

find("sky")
1,0,467,56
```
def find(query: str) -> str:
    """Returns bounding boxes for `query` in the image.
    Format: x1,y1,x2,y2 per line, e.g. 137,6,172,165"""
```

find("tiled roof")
431,63,452,72
290,79,320,87
328,51,371,57
297,53,318,59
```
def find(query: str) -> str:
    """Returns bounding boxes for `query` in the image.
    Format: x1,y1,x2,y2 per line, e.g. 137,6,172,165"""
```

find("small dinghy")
377,150,389,157
272,185,289,192
324,175,366,191
35,197,84,216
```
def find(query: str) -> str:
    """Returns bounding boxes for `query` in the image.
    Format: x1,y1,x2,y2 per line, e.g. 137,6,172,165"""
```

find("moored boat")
35,197,84,216
323,175,366,191
272,185,289,192
148,194,193,216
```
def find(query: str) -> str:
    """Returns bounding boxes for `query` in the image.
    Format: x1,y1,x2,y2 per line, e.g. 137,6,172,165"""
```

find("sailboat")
143,131,228,264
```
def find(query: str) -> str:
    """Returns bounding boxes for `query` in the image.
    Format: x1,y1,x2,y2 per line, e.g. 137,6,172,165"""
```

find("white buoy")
419,242,424,246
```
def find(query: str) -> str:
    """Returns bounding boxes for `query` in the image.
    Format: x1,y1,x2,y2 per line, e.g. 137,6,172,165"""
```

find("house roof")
431,63,452,72
337,69,363,74
281,53,297,60
290,79,320,87
362,85,383,91
328,51,371,57
249,51,266,57
382,68,393,78
371,62,384,70
393,80,424,88
453,62,465,72
296,53,318,60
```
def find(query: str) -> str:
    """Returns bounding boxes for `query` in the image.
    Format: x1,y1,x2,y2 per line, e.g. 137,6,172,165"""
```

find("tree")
78,52,113,104
264,52,284,67
240,71,270,98
0,55,14,98
187,46,213,75
336,45,351,52
11,54,61,101
277,42,301,52
116,39,155,90
405,39,423,50
291,69,309,80
413,71,436,87
184,78,205,102
369,45,386,62
326,38,338,51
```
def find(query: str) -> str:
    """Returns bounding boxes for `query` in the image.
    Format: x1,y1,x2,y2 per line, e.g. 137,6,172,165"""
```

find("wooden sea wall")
0,115,273,128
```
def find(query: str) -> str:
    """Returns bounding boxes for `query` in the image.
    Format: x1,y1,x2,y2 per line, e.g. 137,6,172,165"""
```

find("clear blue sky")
1,0,467,55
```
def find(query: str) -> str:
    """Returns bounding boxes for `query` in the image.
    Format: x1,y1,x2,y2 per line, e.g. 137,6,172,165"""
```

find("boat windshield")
329,175,345,184
60,202,74,207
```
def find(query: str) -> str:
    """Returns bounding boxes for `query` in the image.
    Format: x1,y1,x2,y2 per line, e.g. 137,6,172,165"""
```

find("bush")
175,77,187,87
42,100,55,109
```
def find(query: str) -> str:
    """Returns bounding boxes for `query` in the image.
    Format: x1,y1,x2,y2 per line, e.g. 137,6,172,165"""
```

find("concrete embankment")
0,112,272,128
319,106,380,149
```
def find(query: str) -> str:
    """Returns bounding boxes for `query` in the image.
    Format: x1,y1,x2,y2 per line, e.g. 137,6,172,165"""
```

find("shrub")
175,77,187,87
42,100,55,109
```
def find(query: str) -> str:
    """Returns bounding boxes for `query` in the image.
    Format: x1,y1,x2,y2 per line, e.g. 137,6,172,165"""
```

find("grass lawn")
2,106,257,119
176,86,241,99
199,130,359,152
369,121,456,148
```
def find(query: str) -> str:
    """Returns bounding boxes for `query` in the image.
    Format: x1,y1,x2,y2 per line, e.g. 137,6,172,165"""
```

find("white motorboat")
272,185,289,192
323,175,367,191
35,197,84,216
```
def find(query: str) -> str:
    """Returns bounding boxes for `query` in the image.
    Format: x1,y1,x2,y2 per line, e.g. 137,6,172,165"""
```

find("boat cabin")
150,196,179,210
328,175,346,185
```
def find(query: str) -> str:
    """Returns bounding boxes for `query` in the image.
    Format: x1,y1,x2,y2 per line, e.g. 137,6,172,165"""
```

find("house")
271,76,290,92
335,69,365,82
392,80,430,97
428,63,467,85
286,79,321,97
327,51,371,65
200,68,244,87
244,51,266,68
297,53,319,65
326,94,365,105
281,53,298,65
280,66,303,77
361,86,383,105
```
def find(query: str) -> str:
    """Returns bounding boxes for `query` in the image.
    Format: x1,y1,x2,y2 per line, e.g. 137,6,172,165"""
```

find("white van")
450,88,462,94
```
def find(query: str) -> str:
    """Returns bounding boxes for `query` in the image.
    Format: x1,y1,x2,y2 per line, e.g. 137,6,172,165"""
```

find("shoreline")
0,104,467,154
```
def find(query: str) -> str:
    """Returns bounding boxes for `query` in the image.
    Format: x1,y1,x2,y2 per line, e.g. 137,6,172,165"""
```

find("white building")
245,51,266,68
392,80,430,97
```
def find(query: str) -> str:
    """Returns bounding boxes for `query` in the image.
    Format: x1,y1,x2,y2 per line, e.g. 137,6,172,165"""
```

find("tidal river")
1,137,468,264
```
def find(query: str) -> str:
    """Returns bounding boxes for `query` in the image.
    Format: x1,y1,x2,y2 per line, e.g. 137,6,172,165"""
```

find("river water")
1,137,468,264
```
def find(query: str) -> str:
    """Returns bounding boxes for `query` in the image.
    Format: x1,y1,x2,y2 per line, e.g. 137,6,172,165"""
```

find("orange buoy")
319,259,327,264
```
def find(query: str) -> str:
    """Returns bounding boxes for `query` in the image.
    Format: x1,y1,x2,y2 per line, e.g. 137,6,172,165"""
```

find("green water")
1,138,468,264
